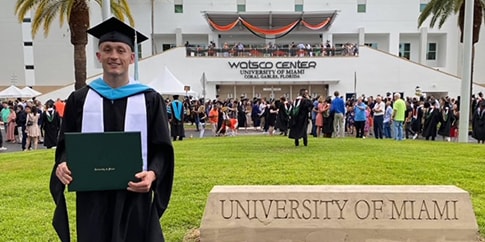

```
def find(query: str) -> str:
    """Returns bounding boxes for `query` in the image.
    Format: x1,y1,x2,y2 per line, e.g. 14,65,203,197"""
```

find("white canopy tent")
147,66,198,98
21,87,42,98
0,85,27,98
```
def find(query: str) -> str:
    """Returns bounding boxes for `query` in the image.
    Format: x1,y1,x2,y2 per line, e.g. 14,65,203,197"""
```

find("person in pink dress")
25,105,41,150
315,96,325,137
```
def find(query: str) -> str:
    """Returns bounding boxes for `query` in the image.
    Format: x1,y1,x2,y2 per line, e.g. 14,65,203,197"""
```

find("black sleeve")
49,87,88,242
145,91,174,217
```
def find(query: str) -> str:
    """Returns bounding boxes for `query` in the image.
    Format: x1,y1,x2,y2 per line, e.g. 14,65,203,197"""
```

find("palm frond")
34,0,68,37
91,0,135,26
116,0,135,26
418,1,434,27
15,0,39,22
419,0,460,29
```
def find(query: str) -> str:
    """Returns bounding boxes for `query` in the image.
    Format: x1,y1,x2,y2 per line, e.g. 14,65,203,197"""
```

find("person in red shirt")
54,98,65,118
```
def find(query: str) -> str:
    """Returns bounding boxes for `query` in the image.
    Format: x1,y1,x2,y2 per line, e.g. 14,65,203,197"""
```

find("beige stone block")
200,185,479,242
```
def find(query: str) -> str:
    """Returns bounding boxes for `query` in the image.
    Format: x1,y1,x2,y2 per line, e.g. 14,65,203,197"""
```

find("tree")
418,0,484,84
15,0,135,90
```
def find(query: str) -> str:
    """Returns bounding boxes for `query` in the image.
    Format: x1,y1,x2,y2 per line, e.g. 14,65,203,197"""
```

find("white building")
2,0,485,100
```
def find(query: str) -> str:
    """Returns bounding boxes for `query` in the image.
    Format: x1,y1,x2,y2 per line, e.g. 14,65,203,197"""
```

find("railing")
185,46,359,57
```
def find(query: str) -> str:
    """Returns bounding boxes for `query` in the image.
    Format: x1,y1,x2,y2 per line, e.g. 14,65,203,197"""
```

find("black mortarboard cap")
87,17,148,51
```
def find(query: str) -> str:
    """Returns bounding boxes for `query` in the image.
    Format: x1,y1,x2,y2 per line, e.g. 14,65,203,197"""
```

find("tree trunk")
69,0,90,90
73,43,87,90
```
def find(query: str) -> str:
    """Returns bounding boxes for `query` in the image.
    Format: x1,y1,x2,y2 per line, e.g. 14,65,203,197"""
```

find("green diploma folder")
65,132,143,192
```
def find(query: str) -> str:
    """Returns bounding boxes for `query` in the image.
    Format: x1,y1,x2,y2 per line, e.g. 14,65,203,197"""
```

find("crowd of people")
3,89,485,151
0,98,64,151
185,40,359,57
163,89,485,144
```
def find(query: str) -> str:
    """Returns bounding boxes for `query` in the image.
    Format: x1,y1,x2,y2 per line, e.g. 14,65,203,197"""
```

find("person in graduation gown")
422,101,440,141
437,97,453,141
50,17,174,242
41,102,61,148
275,96,290,136
472,100,485,143
288,89,313,146
169,95,185,141
322,97,334,138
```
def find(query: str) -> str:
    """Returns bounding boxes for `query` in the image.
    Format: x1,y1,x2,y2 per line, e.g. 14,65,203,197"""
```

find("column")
358,27,365,46
419,27,428,65
22,13,35,86
175,28,183,47
388,32,400,56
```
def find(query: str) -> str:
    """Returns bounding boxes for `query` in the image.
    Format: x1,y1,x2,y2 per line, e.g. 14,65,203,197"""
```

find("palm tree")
418,0,484,84
15,0,135,90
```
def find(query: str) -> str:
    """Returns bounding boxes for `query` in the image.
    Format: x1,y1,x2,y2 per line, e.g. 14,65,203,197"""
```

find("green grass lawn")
1,136,485,241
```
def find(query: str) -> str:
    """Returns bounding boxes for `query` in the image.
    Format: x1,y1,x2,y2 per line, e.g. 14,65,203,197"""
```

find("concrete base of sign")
200,185,480,242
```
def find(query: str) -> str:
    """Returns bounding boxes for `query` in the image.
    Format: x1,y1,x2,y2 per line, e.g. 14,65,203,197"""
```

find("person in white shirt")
372,96,385,139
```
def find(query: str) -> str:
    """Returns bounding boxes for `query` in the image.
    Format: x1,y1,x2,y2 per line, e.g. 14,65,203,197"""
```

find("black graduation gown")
472,109,485,141
288,97,313,139
422,108,440,139
275,102,289,132
170,101,185,138
411,106,423,133
237,103,247,128
41,110,60,148
438,107,453,137
322,105,334,136
267,106,277,126
49,86,174,242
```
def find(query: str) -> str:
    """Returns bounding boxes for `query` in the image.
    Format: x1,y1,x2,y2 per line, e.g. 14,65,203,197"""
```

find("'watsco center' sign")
228,60,317,79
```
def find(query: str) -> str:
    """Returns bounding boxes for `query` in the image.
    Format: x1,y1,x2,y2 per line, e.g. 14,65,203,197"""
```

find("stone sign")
200,185,479,242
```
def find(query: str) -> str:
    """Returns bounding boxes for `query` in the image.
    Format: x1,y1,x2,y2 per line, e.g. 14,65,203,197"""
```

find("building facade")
1,0,485,99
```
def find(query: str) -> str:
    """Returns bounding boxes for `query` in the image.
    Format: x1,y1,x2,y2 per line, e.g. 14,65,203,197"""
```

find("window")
364,43,378,49
399,43,411,60
357,0,367,13
24,42,33,46
420,3,427,12
237,4,246,12
427,43,436,60
174,4,183,13
237,0,246,13
137,44,143,59
25,65,34,70
23,18,31,23
295,4,303,12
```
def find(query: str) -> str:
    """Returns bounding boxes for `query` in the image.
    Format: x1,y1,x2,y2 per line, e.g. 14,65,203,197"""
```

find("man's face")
96,41,134,77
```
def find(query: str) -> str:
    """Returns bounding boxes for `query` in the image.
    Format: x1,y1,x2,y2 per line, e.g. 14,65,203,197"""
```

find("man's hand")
56,162,72,185
127,171,157,193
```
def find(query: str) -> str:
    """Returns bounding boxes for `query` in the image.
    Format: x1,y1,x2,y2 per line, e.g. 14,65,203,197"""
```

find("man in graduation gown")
41,101,60,149
169,95,185,141
288,89,313,146
50,17,174,242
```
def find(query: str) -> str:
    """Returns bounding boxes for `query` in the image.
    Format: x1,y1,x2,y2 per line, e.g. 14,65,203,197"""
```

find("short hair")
394,93,401,99
299,89,307,96
334,91,339,97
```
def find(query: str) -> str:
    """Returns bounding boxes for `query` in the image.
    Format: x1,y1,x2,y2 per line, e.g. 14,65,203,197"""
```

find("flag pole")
354,71,357,98
458,0,474,142
134,29,139,81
